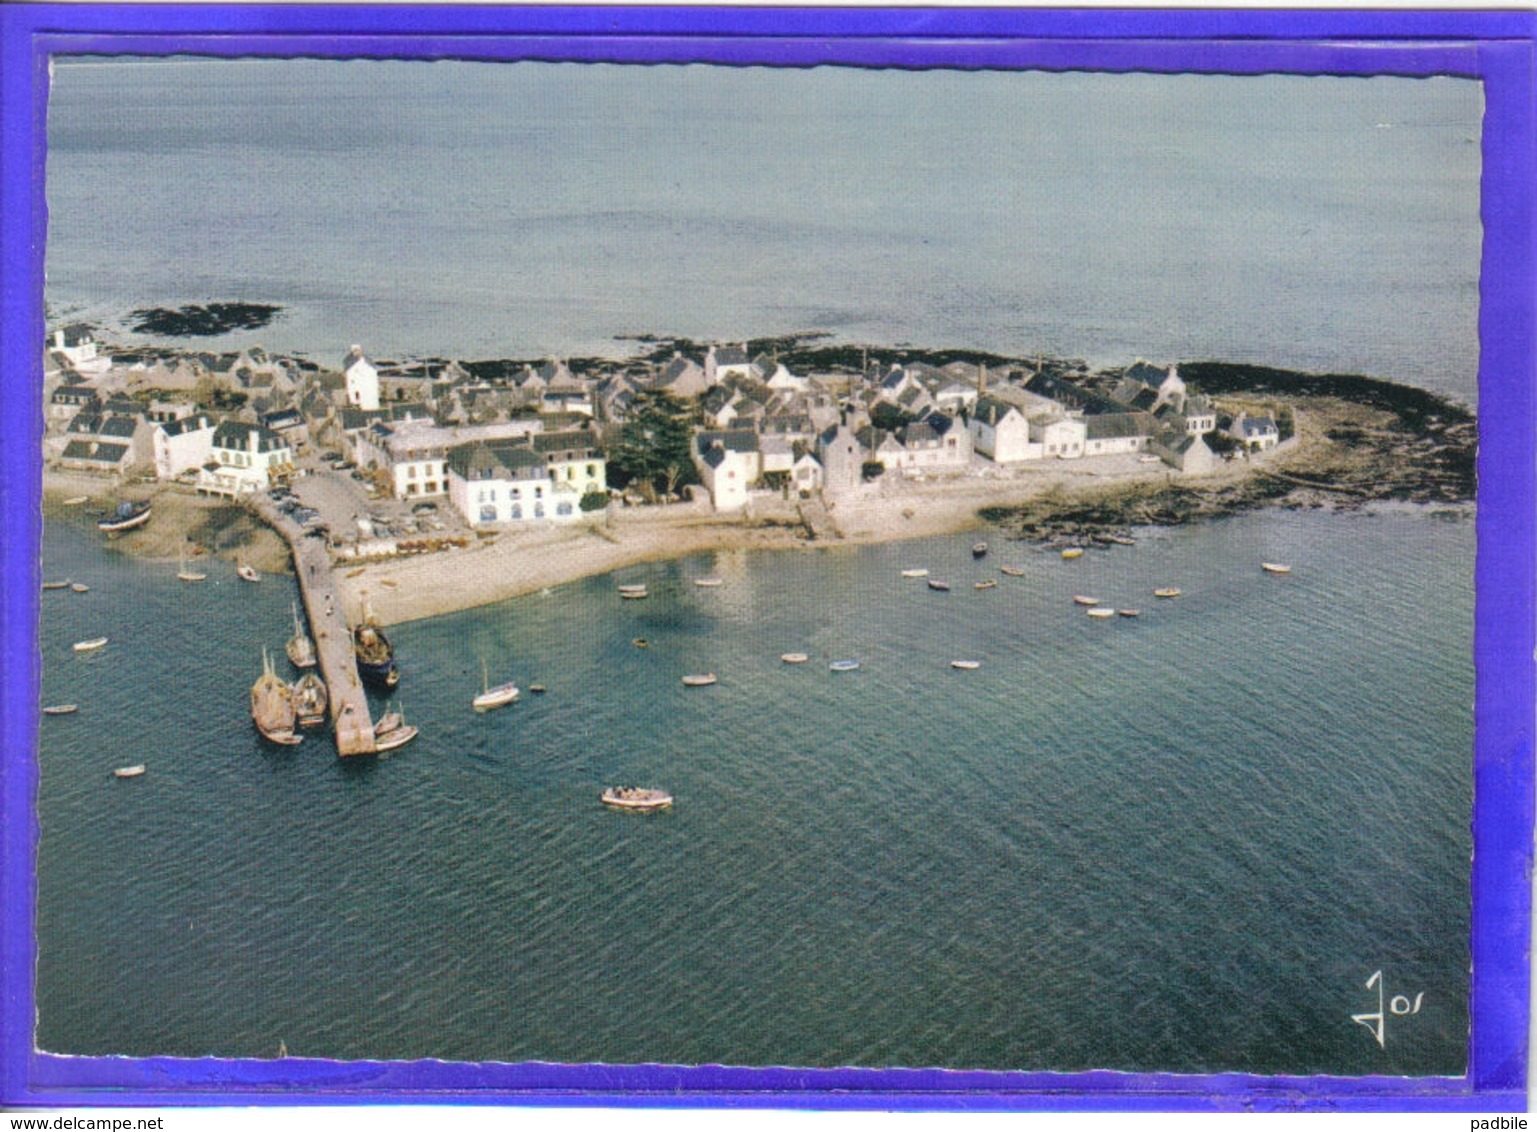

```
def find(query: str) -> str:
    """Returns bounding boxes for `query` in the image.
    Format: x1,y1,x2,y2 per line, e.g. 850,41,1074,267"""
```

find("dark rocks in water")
128,302,281,337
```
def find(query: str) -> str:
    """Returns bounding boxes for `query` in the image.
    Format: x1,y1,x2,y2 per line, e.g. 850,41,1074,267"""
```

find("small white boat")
974,579,997,590
601,786,673,811
950,660,981,670
237,563,261,583
1072,595,1100,606
177,554,207,582
999,566,1025,577
1061,547,1085,560
900,568,929,578
42,704,78,715
829,659,860,672
972,542,988,558
70,582,89,593
618,583,648,599
681,673,718,687
113,765,146,779
1153,587,1182,599
375,725,419,751
928,579,951,592
632,637,649,649
780,652,809,664
1118,609,1141,618
693,577,724,587
529,684,547,694
1261,562,1293,574
98,500,152,534
1086,607,1117,619
73,637,108,652
473,659,519,711
41,579,70,591
62,495,89,506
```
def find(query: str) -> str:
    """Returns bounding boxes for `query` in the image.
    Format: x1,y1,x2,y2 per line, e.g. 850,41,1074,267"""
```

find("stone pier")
250,497,376,755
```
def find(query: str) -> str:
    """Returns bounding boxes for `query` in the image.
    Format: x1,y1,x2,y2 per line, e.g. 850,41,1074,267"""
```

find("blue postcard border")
1,4,1532,1112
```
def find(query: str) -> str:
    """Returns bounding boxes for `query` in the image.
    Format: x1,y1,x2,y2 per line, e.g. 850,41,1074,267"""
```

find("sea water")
34,56,1481,1074
36,507,1473,1074
43,60,1483,403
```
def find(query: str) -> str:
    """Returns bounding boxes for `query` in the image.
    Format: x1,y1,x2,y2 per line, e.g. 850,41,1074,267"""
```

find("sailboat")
472,658,519,711
285,602,317,669
373,701,418,751
177,552,207,582
291,672,328,726
251,648,301,746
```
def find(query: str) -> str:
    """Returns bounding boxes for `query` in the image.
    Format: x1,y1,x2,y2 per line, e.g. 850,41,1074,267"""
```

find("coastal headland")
41,355,1474,628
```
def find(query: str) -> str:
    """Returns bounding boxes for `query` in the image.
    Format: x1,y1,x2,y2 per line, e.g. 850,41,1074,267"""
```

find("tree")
605,390,700,502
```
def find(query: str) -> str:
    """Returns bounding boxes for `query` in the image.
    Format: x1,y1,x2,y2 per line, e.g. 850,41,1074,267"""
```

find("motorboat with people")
601,786,673,811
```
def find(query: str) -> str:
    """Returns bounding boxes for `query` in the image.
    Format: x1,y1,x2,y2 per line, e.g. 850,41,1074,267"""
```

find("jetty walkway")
248,496,377,755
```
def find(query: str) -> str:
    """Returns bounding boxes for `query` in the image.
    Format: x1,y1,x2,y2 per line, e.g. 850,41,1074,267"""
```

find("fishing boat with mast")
251,648,301,746
373,702,418,751
291,672,328,726
285,602,317,669
353,597,399,689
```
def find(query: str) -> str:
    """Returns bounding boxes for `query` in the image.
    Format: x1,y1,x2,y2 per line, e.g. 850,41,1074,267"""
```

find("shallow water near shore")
36,505,1472,1074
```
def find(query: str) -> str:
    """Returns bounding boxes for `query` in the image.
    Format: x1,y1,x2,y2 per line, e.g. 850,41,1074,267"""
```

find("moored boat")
1261,562,1293,574
681,673,718,687
693,577,724,587
1086,606,1117,619
829,659,861,672
72,637,108,652
1061,547,1085,560
353,604,399,688
900,568,929,578
251,649,301,746
972,541,988,558
42,579,70,590
473,659,519,711
974,579,997,590
42,704,78,715
618,583,649,599
62,495,89,506
950,659,981,670
291,672,328,726
374,719,419,751
237,562,261,583
1153,587,1182,598
113,765,146,779
999,566,1025,577
70,582,89,593
601,786,673,811
1117,608,1141,618
780,652,809,664
285,602,317,669
632,637,649,648
1072,595,1100,606
98,500,152,534
927,579,951,592
177,553,207,582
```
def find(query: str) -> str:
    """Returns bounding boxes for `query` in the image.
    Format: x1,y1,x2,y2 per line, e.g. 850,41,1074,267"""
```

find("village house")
343,344,381,412
706,343,755,384
445,439,582,528
1230,410,1281,451
48,324,111,377
817,414,865,498
1036,414,1087,459
1150,428,1218,474
1083,412,1157,458
530,428,607,502
56,412,154,477
1113,361,1187,413
694,429,762,511
968,395,1034,463
354,417,546,500
48,383,100,426
198,419,293,496
153,412,218,480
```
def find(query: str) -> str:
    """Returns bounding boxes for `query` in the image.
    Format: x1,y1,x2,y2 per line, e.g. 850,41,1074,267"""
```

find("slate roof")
971,396,1022,427
61,439,128,463
695,429,760,456
1084,413,1155,441
213,419,287,453
159,413,216,438
99,415,143,440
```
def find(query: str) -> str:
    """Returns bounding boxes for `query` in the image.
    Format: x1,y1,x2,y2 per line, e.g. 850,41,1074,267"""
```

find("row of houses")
44,327,1285,527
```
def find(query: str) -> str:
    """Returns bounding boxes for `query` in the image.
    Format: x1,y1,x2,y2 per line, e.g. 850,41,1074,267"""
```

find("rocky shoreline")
980,366,1475,544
